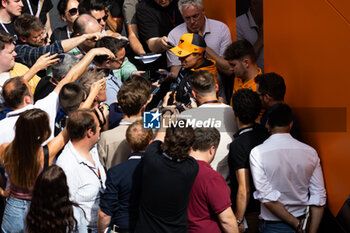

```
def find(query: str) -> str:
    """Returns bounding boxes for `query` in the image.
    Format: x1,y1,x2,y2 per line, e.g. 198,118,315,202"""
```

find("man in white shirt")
179,70,238,181
250,103,326,233
57,109,106,232
167,0,232,99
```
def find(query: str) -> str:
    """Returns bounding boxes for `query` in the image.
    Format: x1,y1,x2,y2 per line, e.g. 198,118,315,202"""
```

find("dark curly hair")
26,165,82,233
161,120,195,160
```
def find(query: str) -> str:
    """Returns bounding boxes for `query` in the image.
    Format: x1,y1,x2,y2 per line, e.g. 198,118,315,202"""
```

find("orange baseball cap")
170,33,206,57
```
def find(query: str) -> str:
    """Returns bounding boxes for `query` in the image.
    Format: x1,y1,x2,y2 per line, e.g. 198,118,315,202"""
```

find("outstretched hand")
33,52,60,70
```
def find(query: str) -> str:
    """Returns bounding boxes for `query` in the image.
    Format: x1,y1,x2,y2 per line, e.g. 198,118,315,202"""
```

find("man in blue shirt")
98,120,153,233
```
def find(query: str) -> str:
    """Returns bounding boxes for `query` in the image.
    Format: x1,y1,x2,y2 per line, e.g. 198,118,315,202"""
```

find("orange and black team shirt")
230,68,263,106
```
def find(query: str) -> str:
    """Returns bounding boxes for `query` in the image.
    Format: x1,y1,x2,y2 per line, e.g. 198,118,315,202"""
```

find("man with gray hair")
167,0,232,100
34,54,80,102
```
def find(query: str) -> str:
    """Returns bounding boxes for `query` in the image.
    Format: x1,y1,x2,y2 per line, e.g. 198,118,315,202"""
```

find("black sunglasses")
97,14,108,24
68,7,78,16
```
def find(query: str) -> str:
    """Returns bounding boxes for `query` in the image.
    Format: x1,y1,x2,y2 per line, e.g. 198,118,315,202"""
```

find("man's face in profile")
154,0,172,7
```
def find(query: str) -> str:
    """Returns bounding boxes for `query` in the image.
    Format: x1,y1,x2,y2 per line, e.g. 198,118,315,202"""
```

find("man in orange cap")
167,32,217,108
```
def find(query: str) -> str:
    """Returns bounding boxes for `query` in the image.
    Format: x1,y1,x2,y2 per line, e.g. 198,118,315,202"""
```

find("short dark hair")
189,70,216,96
232,88,261,124
126,120,153,152
224,39,256,63
0,31,15,51
192,127,220,151
59,83,87,114
267,103,293,129
57,0,69,16
161,120,195,160
255,72,286,101
2,77,30,109
14,14,44,38
78,0,105,14
67,110,96,141
117,75,152,117
94,37,128,64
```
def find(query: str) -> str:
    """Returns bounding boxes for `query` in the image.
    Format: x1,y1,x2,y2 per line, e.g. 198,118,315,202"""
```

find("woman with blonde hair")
0,108,69,233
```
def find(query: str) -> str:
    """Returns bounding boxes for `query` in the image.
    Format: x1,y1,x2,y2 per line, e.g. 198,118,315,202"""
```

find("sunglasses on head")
68,7,78,16
97,14,108,24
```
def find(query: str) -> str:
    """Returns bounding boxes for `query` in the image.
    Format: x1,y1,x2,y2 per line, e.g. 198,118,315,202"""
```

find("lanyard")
239,127,254,135
26,0,42,18
82,162,103,188
66,25,71,39
202,100,220,105
0,21,9,34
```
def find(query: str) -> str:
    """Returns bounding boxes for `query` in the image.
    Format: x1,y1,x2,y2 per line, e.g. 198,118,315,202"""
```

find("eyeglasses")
96,14,108,24
184,13,201,22
110,56,126,63
32,29,47,40
68,7,78,16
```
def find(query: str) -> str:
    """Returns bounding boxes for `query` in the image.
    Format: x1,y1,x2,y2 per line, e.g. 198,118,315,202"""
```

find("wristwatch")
237,219,243,226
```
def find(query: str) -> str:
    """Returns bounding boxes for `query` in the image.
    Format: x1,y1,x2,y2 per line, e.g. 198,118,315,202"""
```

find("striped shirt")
56,141,106,230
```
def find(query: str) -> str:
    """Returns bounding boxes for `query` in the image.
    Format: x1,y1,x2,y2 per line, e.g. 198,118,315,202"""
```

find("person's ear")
191,90,197,99
23,95,32,105
215,83,219,93
19,36,28,43
86,128,93,138
242,58,249,67
1,0,7,8
60,14,67,22
208,145,216,161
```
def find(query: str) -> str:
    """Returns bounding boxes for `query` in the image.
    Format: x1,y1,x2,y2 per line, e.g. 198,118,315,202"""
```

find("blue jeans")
259,220,296,233
1,196,30,233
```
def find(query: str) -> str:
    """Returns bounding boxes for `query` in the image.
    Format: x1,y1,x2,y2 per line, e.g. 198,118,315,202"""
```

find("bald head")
73,14,101,36
2,77,31,109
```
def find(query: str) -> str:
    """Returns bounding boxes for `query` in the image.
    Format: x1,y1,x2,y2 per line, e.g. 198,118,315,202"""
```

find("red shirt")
188,160,232,233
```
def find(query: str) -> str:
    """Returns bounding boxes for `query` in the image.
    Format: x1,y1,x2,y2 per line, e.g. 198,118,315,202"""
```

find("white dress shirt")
250,133,326,221
0,91,59,145
56,141,106,230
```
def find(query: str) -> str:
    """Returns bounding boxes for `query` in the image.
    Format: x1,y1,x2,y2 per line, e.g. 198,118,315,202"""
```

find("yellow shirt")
9,63,41,94
230,68,262,105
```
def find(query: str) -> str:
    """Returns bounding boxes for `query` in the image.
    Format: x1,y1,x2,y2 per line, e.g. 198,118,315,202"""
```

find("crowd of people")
0,0,326,233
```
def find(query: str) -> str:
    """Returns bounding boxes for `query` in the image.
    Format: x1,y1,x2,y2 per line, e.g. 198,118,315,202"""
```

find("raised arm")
61,32,105,53
23,53,59,82
80,78,106,109
146,36,171,53
41,127,70,166
53,48,115,93
206,47,233,76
